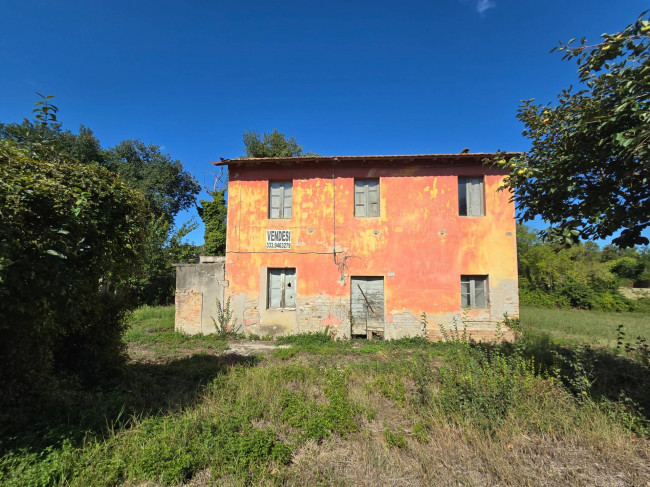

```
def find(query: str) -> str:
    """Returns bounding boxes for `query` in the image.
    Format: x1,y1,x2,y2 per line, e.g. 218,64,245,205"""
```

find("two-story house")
213,153,519,341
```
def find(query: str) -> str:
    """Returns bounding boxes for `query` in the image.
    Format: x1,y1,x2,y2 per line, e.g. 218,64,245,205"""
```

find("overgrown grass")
520,305,650,348
125,305,229,357
2,306,649,486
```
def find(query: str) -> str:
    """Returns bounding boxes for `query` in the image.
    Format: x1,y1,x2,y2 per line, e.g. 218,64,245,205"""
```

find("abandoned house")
175,153,520,341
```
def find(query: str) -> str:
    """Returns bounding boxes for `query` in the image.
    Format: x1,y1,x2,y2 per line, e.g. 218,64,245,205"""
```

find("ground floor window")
460,275,487,308
268,268,296,309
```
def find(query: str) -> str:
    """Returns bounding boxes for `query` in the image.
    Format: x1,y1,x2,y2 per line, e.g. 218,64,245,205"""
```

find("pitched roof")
211,152,521,166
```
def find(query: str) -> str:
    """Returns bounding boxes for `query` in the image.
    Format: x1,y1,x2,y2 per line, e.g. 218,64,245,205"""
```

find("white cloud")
476,0,496,14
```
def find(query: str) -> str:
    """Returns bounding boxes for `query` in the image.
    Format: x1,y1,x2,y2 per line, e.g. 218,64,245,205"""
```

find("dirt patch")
127,341,289,364
227,341,290,356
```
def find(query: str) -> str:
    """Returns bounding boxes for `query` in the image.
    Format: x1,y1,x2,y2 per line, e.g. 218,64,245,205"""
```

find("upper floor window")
269,181,292,219
461,275,487,308
354,178,380,217
458,176,484,216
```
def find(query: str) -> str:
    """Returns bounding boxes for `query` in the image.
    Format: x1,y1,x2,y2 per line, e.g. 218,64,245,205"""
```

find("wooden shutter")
459,177,484,216
468,177,484,216
268,268,296,308
269,181,292,219
367,179,379,217
269,182,282,219
282,182,292,219
283,268,296,307
460,275,487,308
354,180,367,217
355,179,379,217
460,277,471,307
268,269,283,308
473,277,486,308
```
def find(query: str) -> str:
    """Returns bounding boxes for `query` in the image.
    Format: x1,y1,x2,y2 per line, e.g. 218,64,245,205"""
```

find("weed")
383,428,407,448
412,422,429,444
366,376,407,404
278,330,332,346
433,346,538,434
212,297,237,338
272,346,298,360
437,316,469,345
617,324,650,366
277,371,359,442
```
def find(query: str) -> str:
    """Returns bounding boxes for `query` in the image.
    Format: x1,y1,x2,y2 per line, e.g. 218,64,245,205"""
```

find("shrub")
0,139,149,397
519,288,570,308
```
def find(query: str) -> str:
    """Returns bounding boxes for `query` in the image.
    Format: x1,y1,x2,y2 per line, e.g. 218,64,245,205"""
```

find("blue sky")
1,1,646,245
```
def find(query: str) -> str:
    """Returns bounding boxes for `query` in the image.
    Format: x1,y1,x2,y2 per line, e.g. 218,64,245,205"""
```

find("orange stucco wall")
224,162,518,340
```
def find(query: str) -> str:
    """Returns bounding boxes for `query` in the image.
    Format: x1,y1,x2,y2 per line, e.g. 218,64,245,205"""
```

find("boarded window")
460,275,487,308
354,179,380,217
269,181,292,219
458,177,484,216
268,268,296,308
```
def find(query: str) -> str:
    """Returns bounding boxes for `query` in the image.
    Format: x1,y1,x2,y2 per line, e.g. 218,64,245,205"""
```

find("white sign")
266,230,291,249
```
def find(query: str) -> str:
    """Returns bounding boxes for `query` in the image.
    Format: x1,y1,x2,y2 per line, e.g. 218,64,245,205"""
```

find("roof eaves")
210,152,522,166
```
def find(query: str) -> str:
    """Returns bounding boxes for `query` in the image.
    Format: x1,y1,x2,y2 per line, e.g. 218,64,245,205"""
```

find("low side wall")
174,257,226,335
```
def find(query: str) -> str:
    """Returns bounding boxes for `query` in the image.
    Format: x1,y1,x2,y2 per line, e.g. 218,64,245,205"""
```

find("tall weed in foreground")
212,297,237,337
433,344,539,434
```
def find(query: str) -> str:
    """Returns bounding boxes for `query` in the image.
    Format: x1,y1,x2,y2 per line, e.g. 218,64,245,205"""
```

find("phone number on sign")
266,242,291,249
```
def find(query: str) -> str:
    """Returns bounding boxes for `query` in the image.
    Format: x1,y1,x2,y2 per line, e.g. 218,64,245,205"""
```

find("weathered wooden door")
350,277,384,338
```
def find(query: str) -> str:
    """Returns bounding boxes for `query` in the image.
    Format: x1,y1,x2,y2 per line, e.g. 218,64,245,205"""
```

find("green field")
520,306,650,348
1,306,649,487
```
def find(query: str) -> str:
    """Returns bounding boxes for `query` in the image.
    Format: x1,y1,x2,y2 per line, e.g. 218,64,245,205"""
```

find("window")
354,179,380,217
269,181,292,219
268,268,296,309
461,275,487,308
458,176,484,216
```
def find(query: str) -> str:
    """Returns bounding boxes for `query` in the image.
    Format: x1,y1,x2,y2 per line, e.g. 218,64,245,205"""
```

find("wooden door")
350,277,384,338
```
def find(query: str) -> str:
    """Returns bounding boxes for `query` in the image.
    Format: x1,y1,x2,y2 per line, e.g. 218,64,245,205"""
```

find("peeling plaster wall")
175,259,226,335
224,162,519,341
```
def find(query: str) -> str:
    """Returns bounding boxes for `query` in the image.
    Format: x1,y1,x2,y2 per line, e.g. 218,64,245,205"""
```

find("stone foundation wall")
231,277,519,342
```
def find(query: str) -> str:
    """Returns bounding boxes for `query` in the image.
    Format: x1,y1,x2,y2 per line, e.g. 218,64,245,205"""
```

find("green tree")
105,140,201,223
516,224,637,310
0,121,200,224
198,189,227,255
0,120,107,165
242,129,318,158
502,13,650,248
127,216,198,304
